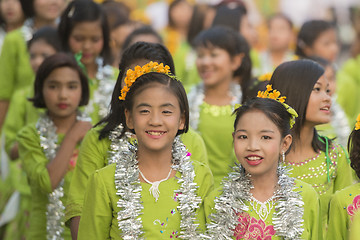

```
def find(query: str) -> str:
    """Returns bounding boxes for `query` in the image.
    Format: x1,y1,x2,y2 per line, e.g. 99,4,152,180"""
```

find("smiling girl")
270,59,353,237
205,96,321,239
17,53,91,239
77,61,213,239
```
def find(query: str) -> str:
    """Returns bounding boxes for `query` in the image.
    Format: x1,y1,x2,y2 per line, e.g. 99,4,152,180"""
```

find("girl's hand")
68,121,92,143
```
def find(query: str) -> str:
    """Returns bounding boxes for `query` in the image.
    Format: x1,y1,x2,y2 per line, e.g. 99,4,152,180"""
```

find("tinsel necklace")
37,112,90,240
84,57,115,119
109,128,202,239
21,18,35,41
205,164,304,240
187,82,242,130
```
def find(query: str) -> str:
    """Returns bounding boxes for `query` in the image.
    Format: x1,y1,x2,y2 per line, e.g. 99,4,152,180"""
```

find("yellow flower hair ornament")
355,113,360,130
119,61,172,101
257,84,298,129
258,72,273,82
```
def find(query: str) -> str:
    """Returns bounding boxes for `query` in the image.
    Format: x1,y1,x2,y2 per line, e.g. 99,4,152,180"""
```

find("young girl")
205,96,321,239
269,59,353,236
17,53,92,239
188,26,247,187
0,0,64,130
327,113,360,240
65,41,209,238
295,20,339,63
77,61,213,239
58,0,117,124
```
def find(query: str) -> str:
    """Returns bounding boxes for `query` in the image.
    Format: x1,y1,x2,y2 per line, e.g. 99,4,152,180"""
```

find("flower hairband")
119,61,172,101
355,113,360,131
257,84,298,129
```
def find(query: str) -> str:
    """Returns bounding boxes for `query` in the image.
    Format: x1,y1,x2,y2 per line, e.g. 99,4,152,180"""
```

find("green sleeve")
65,127,110,222
17,124,52,194
204,187,222,224
0,30,34,100
181,127,209,166
327,191,348,240
193,161,214,231
334,145,353,192
77,168,112,239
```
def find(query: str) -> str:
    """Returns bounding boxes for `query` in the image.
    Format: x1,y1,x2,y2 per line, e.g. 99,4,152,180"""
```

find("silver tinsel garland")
21,18,35,41
84,57,115,119
109,127,202,239
187,82,242,130
205,164,304,240
37,112,90,240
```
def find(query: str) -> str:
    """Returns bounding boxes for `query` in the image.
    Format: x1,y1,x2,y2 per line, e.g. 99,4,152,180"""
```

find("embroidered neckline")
37,111,90,239
204,164,304,240
109,128,202,239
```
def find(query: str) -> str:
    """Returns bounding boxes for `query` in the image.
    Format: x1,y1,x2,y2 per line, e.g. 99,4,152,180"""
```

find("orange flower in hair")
355,113,360,130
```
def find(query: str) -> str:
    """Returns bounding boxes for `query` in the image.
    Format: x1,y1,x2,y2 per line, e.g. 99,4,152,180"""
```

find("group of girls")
0,1,359,240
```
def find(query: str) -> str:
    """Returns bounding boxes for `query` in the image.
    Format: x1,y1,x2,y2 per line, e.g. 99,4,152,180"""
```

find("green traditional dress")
327,183,360,240
285,143,353,237
17,120,81,239
350,210,360,240
65,125,208,224
204,170,322,239
77,160,213,239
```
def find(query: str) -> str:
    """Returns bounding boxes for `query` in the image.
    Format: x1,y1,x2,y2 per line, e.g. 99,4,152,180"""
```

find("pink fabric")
234,212,275,240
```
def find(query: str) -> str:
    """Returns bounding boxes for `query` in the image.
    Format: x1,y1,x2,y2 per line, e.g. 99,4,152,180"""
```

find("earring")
281,152,285,163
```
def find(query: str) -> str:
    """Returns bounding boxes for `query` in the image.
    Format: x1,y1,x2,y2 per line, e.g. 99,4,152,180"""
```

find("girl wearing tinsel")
327,113,360,239
205,93,322,239
17,53,92,239
66,42,209,239
269,59,353,237
77,61,213,239
58,0,118,124
188,26,251,187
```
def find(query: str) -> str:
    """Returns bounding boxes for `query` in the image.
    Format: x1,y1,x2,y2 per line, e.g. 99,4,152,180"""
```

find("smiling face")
68,20,104,66
233,110,291,177
196,46,239,88
43,67,82,121
125,83,185,154
305,74,332,126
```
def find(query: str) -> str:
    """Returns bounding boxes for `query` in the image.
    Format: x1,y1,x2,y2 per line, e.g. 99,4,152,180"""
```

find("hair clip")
68,6,75,18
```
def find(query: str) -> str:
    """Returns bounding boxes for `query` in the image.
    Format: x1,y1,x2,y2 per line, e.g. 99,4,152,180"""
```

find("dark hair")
117,72,189,137
58,0,111,65
187,3,214,46
242,78,268,103
193,26,252,94
211,3,247,33
19,0,34,18
348,127,360,179
233,97,292,138
27,26,62,52
267,13,293,30
122,25,163,52
98,42,176,139
269,59,330,152
296,20,336,58
101,0,130,30
30,52,89,108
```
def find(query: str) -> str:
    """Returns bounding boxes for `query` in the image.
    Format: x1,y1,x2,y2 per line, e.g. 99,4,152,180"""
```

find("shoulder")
293,179,317,197
3,28,23,42
192,160,212,178
82,125,111,146
18,122,38,139
332,183,360,202
92,164,116,187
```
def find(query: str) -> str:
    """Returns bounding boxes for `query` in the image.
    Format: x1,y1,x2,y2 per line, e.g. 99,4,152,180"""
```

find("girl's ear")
281,134,292,153
178,112,186,130
124,109,134,130
231,53,244,71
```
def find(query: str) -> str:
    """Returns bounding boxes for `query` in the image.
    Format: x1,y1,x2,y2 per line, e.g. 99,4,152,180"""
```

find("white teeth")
247,156,261,161
147,131,164,136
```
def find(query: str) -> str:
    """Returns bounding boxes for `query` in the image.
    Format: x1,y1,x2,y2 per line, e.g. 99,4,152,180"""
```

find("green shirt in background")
78,160,213,239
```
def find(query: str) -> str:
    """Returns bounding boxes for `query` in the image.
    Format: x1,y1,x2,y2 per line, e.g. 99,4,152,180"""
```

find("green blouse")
327,183,360,240
65,126,208,224
197,102,236,188
0,28,34,100
17,123,79,239
204,179,322,239
285,144,353,236
78,160,213,239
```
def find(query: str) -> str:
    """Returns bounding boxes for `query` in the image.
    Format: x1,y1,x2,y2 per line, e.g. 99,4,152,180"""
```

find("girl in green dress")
17,53,92,239
327,113,360,240
77,61,213,239
58,0,117,124
205,95,321,239
269,59,354,237
188,26,250,187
